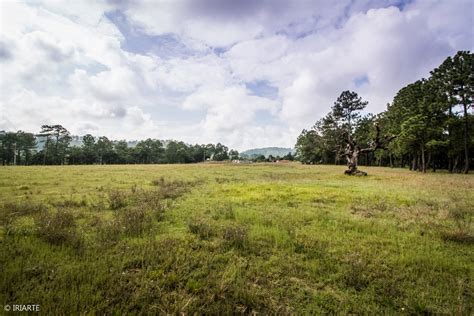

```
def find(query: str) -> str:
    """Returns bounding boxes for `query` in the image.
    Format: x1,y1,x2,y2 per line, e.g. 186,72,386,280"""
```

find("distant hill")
240,147,294,158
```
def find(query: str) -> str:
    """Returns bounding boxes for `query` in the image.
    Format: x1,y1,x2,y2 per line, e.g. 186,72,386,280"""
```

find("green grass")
0,163,473,313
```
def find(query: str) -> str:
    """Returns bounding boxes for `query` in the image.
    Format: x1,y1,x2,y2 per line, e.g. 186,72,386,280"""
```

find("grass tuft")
114,206,151,237
188,218,216,239
222,224,248,249
35,209,83,249
108,189,128,210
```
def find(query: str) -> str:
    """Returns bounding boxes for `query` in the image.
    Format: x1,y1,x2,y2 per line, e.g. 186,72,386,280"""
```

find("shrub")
222,224,248,249
35,209,82,248
449,207,472,232
187,218,215,240
108,189,128,210
2,200,47,216
441,204,473,244
215,177,231,184
115,206,151,237
0,201,46,236
94,217,122,243
93,192,107,211
51,196,88,208
213,203,236,220
128,188,168,221
151,177,196,199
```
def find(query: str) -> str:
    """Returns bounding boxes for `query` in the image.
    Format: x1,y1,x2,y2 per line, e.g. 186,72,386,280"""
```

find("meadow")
0,163,473,314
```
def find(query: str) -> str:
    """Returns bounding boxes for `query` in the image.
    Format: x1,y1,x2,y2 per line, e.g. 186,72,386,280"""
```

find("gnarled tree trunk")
343,124,395,176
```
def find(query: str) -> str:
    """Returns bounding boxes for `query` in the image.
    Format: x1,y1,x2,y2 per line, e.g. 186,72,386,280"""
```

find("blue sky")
0,0,472,150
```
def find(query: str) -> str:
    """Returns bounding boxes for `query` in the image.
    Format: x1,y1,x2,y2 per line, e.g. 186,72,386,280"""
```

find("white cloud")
0,0,472,151
183,85,277,131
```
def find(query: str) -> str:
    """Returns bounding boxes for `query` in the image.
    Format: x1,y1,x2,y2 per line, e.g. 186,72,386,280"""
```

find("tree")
253,154,266,162
134,139,164,164
353,114,376,166
80,134,97,164
431,51,473,173
0,132,17,165
295,129,323,164
282,152,295,161
114,140,131,164
95,136,114,164
296,91,395,174
164,141,190,163
204,144,215,160
332,90,368,142
15,131,36,165
229,149,239,160
344,123,396,175
189,144,205,163
329,91,394,175
68,146,85,165
38,125,71,165
213,143,229,161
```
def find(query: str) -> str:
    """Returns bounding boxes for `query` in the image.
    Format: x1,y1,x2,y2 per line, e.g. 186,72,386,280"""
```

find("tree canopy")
295,50,473,173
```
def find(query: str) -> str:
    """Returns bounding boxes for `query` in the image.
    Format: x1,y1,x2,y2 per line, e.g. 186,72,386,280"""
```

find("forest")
296,51,473,173
0,127,241,166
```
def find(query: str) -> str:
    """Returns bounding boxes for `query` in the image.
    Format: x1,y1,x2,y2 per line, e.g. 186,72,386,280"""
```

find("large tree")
15,131,36,165
430,51,473,173
38,125,71,165
332,90,368,140
296,91,394,175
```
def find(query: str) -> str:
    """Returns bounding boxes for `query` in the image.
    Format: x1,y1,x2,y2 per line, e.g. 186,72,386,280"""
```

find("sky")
0,0,473,151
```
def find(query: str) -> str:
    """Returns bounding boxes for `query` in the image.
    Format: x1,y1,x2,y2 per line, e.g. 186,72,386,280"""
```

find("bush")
35,210,82,248
108,189,128,210
187,218,215,240
2,200,47,216
51,196,88,208
0,201,47,237
222,224,248,249
441,204,473,244
449,207,472,232
115,206,151,237
94,217,122,244
151,177,196,199
213,203,235,220
128,188,168,221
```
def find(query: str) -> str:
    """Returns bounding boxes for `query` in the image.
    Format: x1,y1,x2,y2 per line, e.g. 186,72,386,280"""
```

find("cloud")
0,0,472,151
183,85,277,131
0,40,13,61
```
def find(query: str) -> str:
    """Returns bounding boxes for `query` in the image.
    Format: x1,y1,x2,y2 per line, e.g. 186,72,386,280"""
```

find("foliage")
296,51,473,172
1,128,240,165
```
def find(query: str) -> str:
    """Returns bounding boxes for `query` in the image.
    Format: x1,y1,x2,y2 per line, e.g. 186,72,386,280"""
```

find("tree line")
0,124,239,165
296,51,473,173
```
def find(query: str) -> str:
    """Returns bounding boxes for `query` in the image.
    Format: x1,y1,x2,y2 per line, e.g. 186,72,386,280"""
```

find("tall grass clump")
441,203,473,244
187,218,216,240
0,201,48,235
2,200,47,216
35,209,83,249
151,177,197,199
222,224,248,249
108,189,128,210
114,206,151,237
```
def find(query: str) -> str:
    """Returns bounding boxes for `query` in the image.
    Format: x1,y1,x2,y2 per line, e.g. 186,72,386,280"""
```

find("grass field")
0,163,473,314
